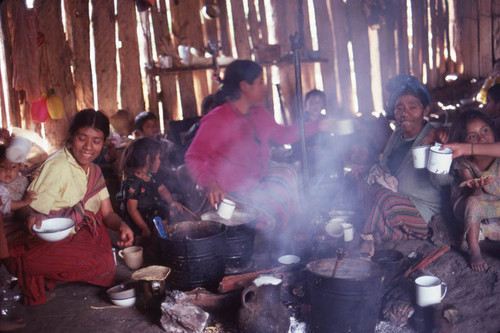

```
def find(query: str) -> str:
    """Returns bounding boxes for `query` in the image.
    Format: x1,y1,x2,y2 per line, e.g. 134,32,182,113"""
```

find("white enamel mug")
215,198,236,219
415,275,447,307
412,145,430,169
427,146,453,174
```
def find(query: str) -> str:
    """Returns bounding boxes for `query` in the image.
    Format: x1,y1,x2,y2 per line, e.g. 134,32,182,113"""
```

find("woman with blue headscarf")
360,78,444,256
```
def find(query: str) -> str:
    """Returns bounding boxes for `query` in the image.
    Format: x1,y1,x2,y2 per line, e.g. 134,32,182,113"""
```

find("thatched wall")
0,0,498,150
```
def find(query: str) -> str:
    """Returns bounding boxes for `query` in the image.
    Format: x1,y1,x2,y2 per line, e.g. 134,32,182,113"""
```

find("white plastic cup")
341,222,354,242
427,146,453,174
415,275,447,307
215,198,236,220
412,145,430,169
159,55,173,68
6,136,30,163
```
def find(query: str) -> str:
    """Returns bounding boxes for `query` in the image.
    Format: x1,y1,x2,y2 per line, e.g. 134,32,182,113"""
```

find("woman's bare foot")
469,248,488,271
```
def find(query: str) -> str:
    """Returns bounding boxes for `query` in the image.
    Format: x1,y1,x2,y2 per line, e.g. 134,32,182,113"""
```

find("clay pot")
238,275,290,333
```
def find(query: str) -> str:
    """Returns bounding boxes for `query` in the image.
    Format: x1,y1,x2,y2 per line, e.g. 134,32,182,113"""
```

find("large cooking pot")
306,258,383,333
159,221,226,292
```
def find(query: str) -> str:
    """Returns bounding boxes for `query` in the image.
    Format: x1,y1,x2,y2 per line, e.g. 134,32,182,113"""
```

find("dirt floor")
1,227,500,333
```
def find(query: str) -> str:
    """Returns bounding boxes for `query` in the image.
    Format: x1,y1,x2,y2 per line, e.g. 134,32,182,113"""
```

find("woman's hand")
22,191,37,205
169,201,184,214
207,182,225,207
441,143,471,159
26,213,46,234
118,221,134,247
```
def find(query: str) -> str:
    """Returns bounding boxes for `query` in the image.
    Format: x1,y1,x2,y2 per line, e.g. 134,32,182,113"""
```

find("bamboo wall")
0,0,498,151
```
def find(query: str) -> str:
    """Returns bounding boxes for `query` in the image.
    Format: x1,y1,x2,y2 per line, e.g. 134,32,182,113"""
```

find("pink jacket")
185,103,321,193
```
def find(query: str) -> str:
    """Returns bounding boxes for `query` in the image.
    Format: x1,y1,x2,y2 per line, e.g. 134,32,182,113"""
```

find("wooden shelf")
146,58,328,75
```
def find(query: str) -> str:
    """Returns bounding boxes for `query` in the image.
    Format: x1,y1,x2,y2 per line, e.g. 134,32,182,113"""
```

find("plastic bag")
31,96,49,123
46,89,64,120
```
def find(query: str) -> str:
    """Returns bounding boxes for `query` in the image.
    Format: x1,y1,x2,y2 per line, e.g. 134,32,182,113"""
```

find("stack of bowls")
106,282,137,307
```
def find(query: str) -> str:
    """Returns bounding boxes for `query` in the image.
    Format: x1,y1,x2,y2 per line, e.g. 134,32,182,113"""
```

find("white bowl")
278,254,301,265
106,282,136,300
110,296,136,307
32,218,75,242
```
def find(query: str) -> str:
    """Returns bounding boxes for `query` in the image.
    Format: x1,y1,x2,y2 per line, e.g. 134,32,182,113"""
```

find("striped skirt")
6,221,115,305
362,185,429,241
230,162,300,231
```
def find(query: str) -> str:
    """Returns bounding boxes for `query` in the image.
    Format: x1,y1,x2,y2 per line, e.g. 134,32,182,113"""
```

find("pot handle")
241,284,258,309
118,250,124,259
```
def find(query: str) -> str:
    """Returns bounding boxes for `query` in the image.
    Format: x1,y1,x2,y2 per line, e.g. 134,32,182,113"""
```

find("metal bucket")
159,221,226,292
306,258,383,333
225,224,256,273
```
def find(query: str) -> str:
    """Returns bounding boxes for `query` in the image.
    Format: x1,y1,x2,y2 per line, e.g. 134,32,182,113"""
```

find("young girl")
117,137,183,242
445,110,500,271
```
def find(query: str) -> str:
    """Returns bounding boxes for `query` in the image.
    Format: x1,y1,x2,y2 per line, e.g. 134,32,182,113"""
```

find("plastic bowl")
32,218,75,242
110,296,136,307
106,282,137,300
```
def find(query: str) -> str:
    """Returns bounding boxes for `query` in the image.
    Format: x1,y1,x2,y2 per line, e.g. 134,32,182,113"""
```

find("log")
218,265,287,293
186,287,240,312
217,0,232,57
395,0,410,74
65,0,93,110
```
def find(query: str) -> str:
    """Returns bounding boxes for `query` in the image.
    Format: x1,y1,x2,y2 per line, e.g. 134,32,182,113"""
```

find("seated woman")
185,60,335,230
443,110,500,271
5,109,134,305
360,78,443,256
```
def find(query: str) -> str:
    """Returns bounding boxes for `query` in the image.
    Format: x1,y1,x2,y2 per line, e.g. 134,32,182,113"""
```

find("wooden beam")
65,0,93,110
151,0,178,122
478,0,492,77
229,0,252,59
347,0,373,114
458,0,479,78
35,0,76,148
117,0,145,115
331,0,353,114
92,0,118,115
313,0,338,112
494,0,500,61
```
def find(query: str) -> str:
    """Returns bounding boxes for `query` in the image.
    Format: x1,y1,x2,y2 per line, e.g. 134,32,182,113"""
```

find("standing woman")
185,60,334,230
6,109,134,305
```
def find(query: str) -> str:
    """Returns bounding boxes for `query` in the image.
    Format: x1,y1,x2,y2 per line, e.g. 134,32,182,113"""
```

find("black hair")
449,109,498,143
387,80,431,118
134,111,158,132
120,137,161,177
220,60,263,100
0,145,5,163
487,84,500,104
201,90,226,116
67,109,110,145
305,89,326,105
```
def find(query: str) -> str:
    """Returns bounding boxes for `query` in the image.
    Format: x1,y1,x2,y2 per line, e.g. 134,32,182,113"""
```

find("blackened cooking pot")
159,221,226,292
